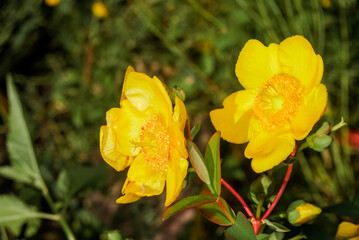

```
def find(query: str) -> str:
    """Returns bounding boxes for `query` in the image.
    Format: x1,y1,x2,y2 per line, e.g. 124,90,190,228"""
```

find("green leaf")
250,174,275,204
257,234,270,240
323,195,359,221
162,195,217,221
0,195,41,237
204,131,221,196
263,219,290,232
187,141,211,185
197,191,235,226
56,164,107,199
268,232,285,240
224,212,256,240
6,75,43,190
105,230,123,240
0,166,32,184
190,122,201,140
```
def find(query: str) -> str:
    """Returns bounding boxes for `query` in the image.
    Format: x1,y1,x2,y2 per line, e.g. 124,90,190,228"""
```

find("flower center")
253,73,304,130
139,115,170,171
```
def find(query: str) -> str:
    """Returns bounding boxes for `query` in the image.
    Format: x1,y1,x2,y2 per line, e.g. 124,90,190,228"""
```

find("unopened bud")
287,200,322,226
169,86,186,103
335,221,359,240
306,122,333,152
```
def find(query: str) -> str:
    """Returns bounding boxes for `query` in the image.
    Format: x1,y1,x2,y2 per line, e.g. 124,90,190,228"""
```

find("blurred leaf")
190,122,201,140
56,164,107,199
263,219,290,233
257,234,270,240
6,75,44,190
224,212,256,240
323,195,359,221
204,131,221,196
187,141,211,185
197,191,235,226
105,230,123,240
0,195,42,237
162,195,217,221
268,232,285,240
0,166,32,184
199,53,215,75
250,174,275,204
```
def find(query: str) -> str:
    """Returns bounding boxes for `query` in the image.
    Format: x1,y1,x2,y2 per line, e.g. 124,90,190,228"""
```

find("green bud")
287,200,322,226
306,122,333,152
169,85,186,103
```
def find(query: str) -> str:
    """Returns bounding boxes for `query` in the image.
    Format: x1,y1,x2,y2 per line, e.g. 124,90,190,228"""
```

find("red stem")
221,178,255,219
260,164,293,220
186,120,192,141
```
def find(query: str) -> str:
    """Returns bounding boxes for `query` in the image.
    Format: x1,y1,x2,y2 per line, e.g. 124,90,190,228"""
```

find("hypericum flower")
335,222,359,240
210,36,327,173
91,2,108,18
100,66,189,206
287,200,322,226
44,0,60,7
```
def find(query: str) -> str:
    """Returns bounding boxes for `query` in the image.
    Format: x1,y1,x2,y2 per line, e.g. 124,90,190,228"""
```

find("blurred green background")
1,0,359,239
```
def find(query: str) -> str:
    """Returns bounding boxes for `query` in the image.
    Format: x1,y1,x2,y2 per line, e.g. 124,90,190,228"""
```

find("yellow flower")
210,36,327,173
91,2,108,18
335,222,359,240
100,66,189,206
44,0,60,7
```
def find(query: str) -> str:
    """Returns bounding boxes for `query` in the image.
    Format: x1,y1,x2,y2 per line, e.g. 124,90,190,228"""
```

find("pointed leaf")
190,122,201,140
187,141,211,185
0,195,41,237
263,219,290,232
204,131,221,196
6,75,43,189
224,212,257,240
197,191,235,226
0,166,32,184
162,195,217,221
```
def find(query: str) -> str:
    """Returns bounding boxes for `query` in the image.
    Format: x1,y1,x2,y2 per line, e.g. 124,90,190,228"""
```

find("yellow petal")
290,84,328,140
100,126,132,171
124,72,172,118
125,154,166,196
235,40,280,90
107,100,145,156
245,130,295,173
294,203,322,224
335,222,359,240
173,96,188,132
120,66,135,105
210,90,256,144
116,192,141,204
278,35,323,93
165,149,189,206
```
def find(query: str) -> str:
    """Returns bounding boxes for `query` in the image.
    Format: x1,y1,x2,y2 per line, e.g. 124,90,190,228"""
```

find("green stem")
256,198,264,219
35,213,60,221
42,187,76,240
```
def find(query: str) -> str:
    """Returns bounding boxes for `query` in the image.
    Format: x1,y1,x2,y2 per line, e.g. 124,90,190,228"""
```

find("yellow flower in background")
91,2,108,18
287,200,322,226
45,0,60,7
335,222,359,240
210,36,327,173
100,66,189,206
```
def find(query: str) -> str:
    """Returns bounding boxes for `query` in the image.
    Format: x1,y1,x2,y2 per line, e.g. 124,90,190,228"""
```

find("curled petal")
210,90,256,144
116,192,141,204
235,40,280,90
173,96,188,132
100,126,132,171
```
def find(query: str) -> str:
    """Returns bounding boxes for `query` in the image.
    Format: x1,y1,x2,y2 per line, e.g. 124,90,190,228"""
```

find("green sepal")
306,122,333,152
197,190,235,226
250,174,275,204
187,141,211,185
224,212,256,240
204,131,221,196
162,195,217,221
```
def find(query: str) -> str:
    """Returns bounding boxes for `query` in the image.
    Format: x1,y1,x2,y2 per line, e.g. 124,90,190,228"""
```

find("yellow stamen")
253,73,304,130
139,115,170,171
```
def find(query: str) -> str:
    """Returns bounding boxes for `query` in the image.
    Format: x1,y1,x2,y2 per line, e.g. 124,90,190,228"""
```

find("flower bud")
169,85,186,103
306,122,333,152
335,221,359,240
287,200,322,226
